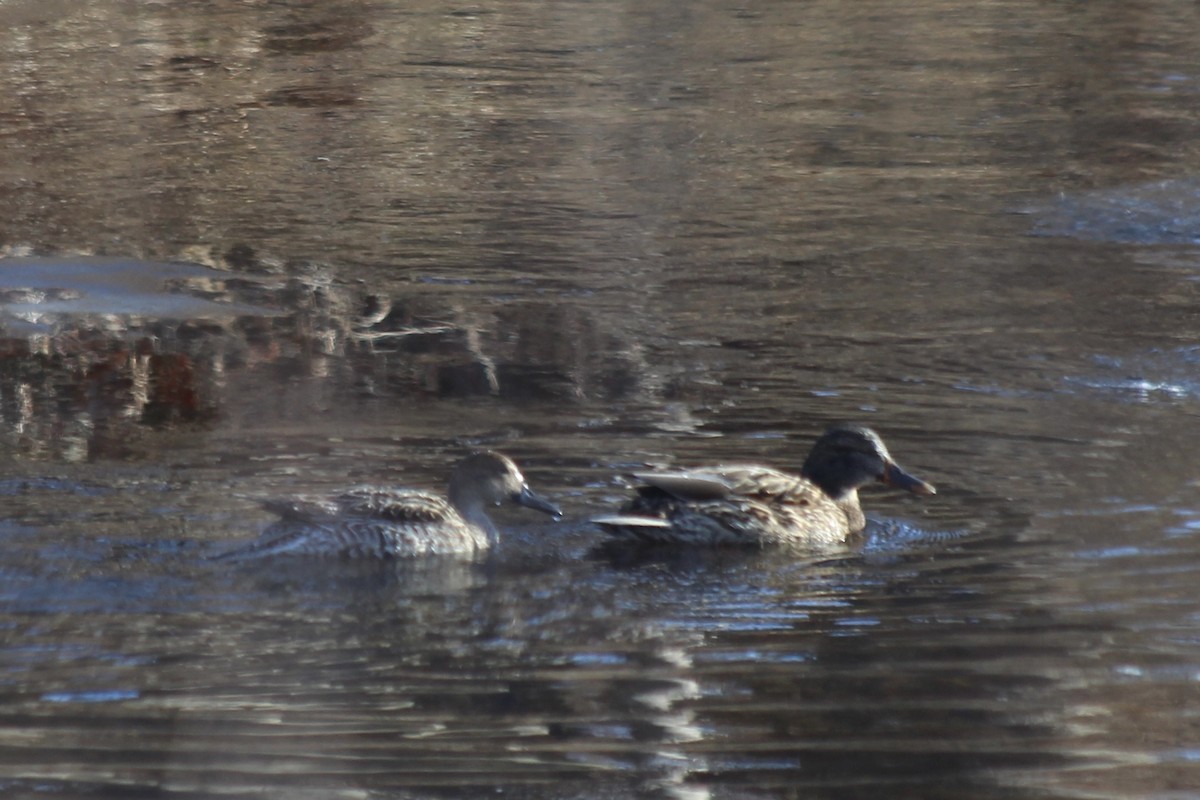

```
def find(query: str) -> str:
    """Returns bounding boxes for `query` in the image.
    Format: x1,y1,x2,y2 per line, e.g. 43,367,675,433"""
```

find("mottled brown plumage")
592,425,935,546
214,451,561,559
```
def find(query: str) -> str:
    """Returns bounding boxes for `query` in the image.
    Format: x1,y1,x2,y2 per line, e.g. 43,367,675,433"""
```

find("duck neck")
802,459,869,532
800,458,848,500
833,489,866,533
451,491,500,545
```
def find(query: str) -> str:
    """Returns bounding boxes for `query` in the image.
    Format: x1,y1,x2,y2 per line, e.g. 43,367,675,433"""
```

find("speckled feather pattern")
603,466,854,546
593,425,934,547
225,486,490,558
214,451,562,560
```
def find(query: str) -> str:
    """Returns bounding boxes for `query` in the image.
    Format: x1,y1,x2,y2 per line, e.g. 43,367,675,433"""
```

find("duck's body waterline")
215,451,562,559
593,425,935,546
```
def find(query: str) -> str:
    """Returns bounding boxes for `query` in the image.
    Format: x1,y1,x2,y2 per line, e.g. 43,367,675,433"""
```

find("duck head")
449,450,562,518
800,424,935,501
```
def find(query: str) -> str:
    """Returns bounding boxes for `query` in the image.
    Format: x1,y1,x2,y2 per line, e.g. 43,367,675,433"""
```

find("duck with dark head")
592,424,935,547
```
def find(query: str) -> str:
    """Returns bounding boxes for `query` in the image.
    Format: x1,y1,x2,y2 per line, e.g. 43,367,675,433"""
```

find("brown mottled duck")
592,425,935,546
216,451,562,559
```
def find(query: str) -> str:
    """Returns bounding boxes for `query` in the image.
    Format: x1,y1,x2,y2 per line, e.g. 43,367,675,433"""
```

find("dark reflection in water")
1,0,1200,798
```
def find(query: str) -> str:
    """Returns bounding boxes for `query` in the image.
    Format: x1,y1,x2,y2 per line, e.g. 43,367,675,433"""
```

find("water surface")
0,1,1199,798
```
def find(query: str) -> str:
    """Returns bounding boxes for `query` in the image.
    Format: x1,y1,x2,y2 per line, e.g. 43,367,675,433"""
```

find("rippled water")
1,0,1200,798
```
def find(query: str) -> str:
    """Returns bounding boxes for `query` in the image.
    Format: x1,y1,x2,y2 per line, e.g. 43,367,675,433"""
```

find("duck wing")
260,486,455,524
632,470,735,501
637,465,822,506
259,494,342,522
328,486,456,523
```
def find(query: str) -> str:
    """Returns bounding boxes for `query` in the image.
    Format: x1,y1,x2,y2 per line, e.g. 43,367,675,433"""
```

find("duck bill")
881,462,936,496
516,484,563,518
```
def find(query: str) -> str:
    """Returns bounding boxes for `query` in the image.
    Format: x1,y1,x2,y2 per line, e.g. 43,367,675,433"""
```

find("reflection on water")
1065,349,1200,403
0,255,650,461
1,0,1200,798
1027,178,1200,244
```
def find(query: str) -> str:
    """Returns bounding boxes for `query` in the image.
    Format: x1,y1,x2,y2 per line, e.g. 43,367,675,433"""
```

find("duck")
591,424,935,546
214,450,562,559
